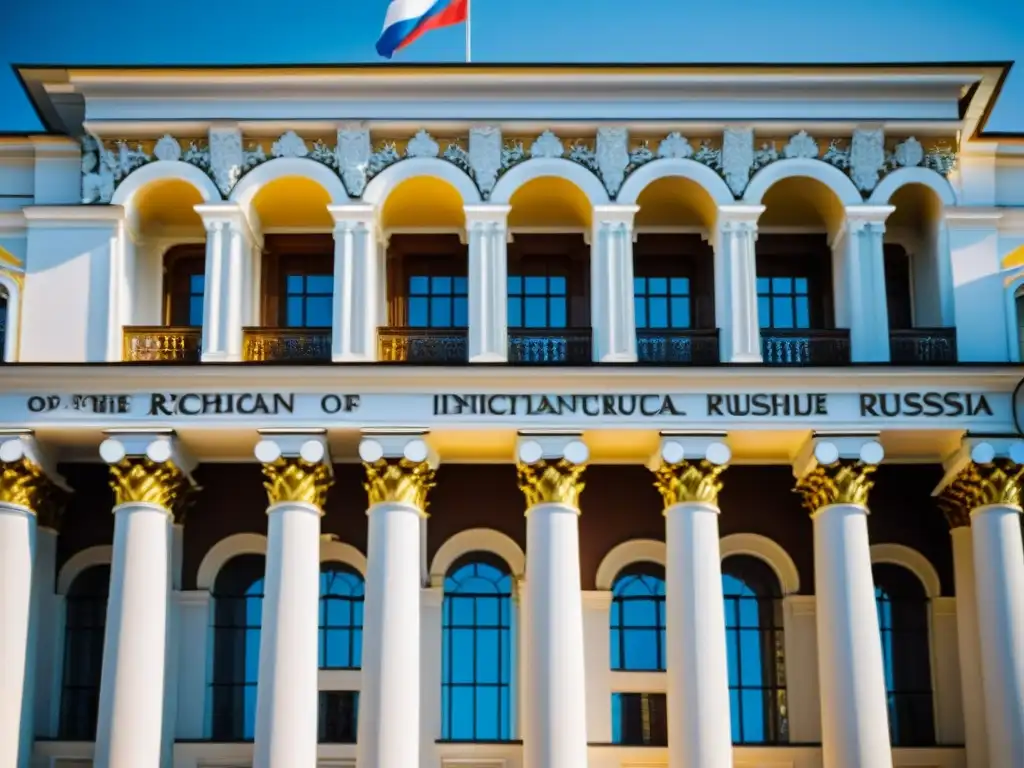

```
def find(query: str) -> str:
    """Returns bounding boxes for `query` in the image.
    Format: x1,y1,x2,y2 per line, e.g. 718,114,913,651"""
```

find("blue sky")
1,0,1023,133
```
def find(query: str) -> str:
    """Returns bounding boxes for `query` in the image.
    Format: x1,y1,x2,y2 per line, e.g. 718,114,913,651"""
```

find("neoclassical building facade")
1,62,1024,768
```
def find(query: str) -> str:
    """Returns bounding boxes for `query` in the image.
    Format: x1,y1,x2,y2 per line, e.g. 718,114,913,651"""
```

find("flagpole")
465,0,472,63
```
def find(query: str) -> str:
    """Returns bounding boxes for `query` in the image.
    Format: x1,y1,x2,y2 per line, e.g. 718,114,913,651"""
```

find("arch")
0,271,21,362
595,539,666,590
430,528,525,586
230,157,350,210
742,158,862,206
110,160,222,207
618,158,735,206
719,533,800,595
320,538,367,575
197,533,268,591
490,157,610,206
58,545,113,595
363,157,482,207
868,167,957,207
870,543,941,599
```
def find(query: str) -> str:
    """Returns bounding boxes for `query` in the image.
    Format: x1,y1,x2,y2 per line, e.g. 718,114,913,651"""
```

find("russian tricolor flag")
376,0,469,59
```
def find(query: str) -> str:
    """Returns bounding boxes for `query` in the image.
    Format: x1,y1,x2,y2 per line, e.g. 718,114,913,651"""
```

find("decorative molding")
719,533,801,595
364,458,435,512
57,545,113,595
517,459,586,509
795,460,877,513
196,532,268,590
429,527,526,584
653,460,727,507
261,458,333,509
870,543,942,599
595,539,666,590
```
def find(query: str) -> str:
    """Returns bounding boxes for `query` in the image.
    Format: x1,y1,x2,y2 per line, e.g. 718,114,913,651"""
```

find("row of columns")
2,429,1023,768
192,199,902,365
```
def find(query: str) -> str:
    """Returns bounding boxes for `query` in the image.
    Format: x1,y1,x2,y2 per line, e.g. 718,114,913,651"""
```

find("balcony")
508,328,592,364
242,327,331,363
761,329,851,366
637,329,720,365
889,328,957,365
378,327,468,364
123,326,201,363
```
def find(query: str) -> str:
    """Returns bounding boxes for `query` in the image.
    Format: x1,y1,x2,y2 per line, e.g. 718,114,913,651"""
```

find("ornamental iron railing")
637,329,720,365
889,328,957,365
122,326,201,362
760,328,851,366
242,327,331,362
508,328,592,364
377,327,468,363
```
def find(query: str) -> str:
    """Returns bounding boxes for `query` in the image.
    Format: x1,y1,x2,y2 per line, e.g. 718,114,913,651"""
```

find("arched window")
441,554,513,741
610,563,666,671
723,555,788,745
59,564,110,740
210,554,264,741
874,563,935,746
319,562,365,669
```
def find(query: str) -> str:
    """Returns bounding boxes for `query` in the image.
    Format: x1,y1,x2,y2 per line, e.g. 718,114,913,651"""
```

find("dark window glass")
884,247,913,330
634,276,692,329
874,564,935,747
508,274,568,328
408,275,468,328
442,556,513,741
319,690,359,743
611,692,668,746
723,556,788,744
211,554,264,741
188,274,205,326
319,563,364,670
757,276,810,329
59,564,110,740
284,273,332,327
610,564,666,671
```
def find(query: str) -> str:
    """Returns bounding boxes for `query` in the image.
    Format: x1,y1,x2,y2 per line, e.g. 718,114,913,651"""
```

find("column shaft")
666,501,733,768
94,502,173,768
716,219,761,362
971,503,1024,765
467,217,509,362
950,526,988,768
837,215,890,362
524,502,588,768
812,503,893,768
330,211,379,362
253,501,322,768
591,217,637,362
0,504,35,768
357,501,423,768
198,206,254,362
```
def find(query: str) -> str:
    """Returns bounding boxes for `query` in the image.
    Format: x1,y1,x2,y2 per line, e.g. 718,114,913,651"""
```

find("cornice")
22,205,125,227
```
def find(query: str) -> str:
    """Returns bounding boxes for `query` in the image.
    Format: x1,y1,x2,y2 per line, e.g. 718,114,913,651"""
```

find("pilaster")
835,205,894,362
328,204,379,362
715,205,764,363
591,205,639,362
944,207,1006,361
465,205,510,362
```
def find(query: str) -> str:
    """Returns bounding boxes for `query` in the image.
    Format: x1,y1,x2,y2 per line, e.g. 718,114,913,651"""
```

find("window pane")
433,276,452,293
306,274,332,294
757,277,770,293
648,297,668,328
634,277,645,295
508,297,522,328
549,276,567,294
635,297,646,328
772,297,794,328
189,296,204,326
431,298,452,327
286,296,304,327
306,296,332,327
453,297,469,327
670,277,690,294
286,274,304,293
548,299,567,328
408,297,428,327
758,297,771,328
507,275,522,294
190,274,205,293
670,297,690,328
525,276,547,295
524,297,547,327
649,277,667,294
772,277,792,293
794,277,808,293
454,276,468,294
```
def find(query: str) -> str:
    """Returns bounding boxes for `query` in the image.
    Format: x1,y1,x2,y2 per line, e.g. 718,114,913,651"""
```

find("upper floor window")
758,276,810,330
874,564,935,747
442,555,513,741
211,554,264,741
284,273,332,328
408,275,468,328
164,248,205,326
319,690,359,743
319,563,364,670
612,692,668,746
508,274,567,329
723,555,788,744
634,276,692,329
610,564,666,671
59,564,110,740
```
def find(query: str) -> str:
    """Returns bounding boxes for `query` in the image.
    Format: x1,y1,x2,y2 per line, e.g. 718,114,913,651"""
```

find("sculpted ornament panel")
653,460,726,507
794,460,876,513
531,130,564,159
469,126,502,196
406,129,440,158
517,459,586,509
337,125,371,196
597,127,630,195
783,131,819,159
271,130,309,158
364,458,435,512
210,128,245,196
722,128,755,196
153,134,182,162
850,128,886,192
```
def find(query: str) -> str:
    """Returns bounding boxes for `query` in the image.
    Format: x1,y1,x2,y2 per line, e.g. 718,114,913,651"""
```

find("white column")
591,205,639,362
715,205,764,362
94,433,195,768
516,433,589,768
356,433,437,768
328,205,379,362
795,435,892,768
835,206,893,362
195,203,258,362
945,209,1007,362
465,205,510,362
0,434,63,768
252,434,332,768
650,435,734,768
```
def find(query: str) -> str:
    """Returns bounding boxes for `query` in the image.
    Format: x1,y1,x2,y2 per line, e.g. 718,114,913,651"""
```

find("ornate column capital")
932,438,1024,524
649,432,731,509
0,431,68,527
101,432,197,520
255,431,333,511
359,432,436,513
516,433,588,510
792,433,884,514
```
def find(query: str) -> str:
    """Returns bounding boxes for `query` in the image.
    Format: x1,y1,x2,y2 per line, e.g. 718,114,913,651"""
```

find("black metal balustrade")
637,329,720,365
123,326,201,362
760,329,851,365
242,327,331,362
378,327,468,363
889,328,958,365
508,328,592,364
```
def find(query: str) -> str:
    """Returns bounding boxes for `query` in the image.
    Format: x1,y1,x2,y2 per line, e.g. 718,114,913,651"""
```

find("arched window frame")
58,562,111,741
441,551,515,743
609,562,667,672
0,271,22,362
722,554,788,745
1006,271,1024,362
318,561,365,671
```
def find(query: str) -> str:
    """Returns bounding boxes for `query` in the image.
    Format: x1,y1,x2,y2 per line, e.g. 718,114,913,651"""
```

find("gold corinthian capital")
517,459,586,510
938,459,1024,527
0,457,65,527
363,458,435,513
262,458,333,510
109,458,191,518
794,460,876,514
652,460,727,509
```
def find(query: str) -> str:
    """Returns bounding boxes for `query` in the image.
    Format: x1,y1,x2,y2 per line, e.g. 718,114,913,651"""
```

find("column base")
332,351,377,363
200,351,242,363
469,352,509,363
596,352,638,363
729,352,763,363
